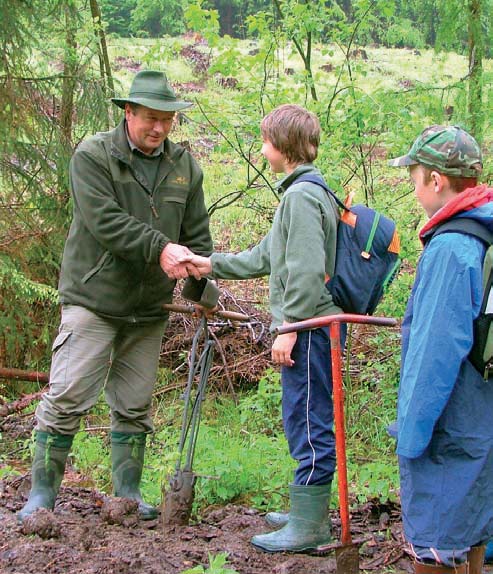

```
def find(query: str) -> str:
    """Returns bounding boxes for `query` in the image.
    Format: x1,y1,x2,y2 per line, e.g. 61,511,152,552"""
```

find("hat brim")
388,154,418,168
111,97,193,112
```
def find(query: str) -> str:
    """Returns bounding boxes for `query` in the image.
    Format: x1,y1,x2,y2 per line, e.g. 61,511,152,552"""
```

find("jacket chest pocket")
158,195,187,239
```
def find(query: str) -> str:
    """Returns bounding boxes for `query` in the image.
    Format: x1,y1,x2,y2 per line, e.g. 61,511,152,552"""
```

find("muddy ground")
0,471,418,574
0,469,409,574
3,474,493,574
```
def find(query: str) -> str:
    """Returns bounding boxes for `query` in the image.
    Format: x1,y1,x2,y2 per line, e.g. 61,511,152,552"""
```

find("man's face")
125,104,175,154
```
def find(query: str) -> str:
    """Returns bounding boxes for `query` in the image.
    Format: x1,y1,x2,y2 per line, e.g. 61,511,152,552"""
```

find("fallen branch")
0,367,49,384
0,388,47,417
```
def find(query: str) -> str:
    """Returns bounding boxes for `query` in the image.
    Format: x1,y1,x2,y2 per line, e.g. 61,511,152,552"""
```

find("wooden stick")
0,367,49,383
163,303,250,322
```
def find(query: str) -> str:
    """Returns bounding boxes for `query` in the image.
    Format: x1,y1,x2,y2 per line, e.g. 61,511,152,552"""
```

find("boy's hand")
187,254,213,277
272,330,297,367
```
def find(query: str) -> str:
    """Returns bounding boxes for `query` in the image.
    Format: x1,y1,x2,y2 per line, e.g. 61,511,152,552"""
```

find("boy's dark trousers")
250,326,340,552
281,326,340,485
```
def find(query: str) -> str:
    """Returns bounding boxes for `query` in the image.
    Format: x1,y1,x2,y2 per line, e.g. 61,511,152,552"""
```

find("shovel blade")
335,543,359,574
161,470,196,528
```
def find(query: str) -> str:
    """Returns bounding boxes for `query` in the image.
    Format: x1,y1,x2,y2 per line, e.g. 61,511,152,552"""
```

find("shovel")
161,303,249,528
277,313,397,573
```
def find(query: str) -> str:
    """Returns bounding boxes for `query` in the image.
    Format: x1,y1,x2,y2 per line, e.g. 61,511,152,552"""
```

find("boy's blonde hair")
261,104,320,165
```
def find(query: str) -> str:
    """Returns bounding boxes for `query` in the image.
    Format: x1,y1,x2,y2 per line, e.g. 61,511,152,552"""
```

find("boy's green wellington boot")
467,545,485,574
111,432,158,520
413,561,467,573
251,483,332,553
265,511,289,528
17,431,73,523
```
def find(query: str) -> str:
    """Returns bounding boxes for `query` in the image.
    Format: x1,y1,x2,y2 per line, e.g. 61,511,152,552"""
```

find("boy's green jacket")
58,119,213,322
211,165,341,330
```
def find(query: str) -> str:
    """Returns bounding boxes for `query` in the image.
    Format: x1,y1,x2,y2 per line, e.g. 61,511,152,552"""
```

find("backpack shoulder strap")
430,218,493,246
290,173,348,212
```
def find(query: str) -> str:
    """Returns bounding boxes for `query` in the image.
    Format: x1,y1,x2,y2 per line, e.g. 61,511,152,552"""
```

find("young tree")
130,0,185,37
90,0,115,100
467,0,484,141
0,0,109,370
271,0,346,102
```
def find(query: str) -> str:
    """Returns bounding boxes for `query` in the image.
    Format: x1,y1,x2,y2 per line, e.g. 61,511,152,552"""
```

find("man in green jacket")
18,70,213,522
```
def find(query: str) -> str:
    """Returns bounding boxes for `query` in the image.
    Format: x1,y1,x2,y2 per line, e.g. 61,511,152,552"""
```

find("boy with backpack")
187,104,342,552
388,125,493,574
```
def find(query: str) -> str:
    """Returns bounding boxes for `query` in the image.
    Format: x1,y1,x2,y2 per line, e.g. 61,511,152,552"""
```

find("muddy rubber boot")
467,545,485,574
251,483,332,553
111,432,158,520
413,561,467,573
265,511,289,528
17,431,73,523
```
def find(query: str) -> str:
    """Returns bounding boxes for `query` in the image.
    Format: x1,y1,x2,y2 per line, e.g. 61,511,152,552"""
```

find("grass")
68,360,400,514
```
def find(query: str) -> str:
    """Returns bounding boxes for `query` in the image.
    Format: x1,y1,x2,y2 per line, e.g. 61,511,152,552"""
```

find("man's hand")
160,243,201,280
271,329,297,367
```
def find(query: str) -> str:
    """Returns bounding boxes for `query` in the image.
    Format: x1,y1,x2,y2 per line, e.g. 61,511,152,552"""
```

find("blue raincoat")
397,198,493,549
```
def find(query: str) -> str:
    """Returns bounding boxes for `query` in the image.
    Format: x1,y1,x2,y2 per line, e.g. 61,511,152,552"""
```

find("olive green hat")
111,70,192,112
388,125,482,178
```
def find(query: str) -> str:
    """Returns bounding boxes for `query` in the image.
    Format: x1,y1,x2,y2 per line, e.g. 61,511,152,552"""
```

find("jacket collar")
276,164,318,193
419,185,493,242
109,119,186,194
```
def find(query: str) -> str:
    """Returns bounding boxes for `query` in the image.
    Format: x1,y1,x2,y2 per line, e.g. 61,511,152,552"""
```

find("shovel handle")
330,321,352,546
276,313,397,334
163,303,250,322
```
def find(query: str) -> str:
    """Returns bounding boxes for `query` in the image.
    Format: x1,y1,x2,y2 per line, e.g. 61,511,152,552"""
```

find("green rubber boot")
111,432,158,520
252,483,332,553
17,431,73,523
265,511,289,528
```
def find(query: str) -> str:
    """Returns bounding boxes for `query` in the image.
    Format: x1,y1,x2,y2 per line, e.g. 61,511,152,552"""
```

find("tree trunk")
60,0,78,147
89,0,114,98
467,0,483,142
272,0,318,101
338,0,352,21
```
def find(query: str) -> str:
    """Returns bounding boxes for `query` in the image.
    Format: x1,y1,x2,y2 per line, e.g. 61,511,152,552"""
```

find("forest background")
1,0,493,521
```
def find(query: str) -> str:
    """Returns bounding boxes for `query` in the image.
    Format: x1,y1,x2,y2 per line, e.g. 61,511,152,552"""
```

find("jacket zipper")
149,196,159,219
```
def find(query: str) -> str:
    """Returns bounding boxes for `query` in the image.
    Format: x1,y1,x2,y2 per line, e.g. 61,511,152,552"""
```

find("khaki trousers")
36,305,167,435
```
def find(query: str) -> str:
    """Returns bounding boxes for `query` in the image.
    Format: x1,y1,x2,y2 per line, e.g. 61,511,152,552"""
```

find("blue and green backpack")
292,174,401,315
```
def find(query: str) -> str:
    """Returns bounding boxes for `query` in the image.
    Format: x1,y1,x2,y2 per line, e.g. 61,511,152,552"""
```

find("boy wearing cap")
18,70,213,523
389,125,493,573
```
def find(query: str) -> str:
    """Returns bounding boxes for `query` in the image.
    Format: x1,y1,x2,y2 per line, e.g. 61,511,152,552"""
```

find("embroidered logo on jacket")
171,176,188,185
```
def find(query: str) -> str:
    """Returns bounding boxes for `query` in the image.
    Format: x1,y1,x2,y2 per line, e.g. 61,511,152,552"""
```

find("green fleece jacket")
58,119,212,322
211,165,341,330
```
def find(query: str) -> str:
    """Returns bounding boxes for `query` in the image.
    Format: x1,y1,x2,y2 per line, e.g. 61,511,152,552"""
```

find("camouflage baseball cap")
388,125,482,177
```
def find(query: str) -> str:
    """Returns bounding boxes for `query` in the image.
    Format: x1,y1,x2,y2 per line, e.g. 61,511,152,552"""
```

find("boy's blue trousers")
281,326,342,486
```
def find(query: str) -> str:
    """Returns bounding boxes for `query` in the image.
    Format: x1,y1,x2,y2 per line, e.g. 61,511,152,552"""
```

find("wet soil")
3,473,493,573
0,472,413,574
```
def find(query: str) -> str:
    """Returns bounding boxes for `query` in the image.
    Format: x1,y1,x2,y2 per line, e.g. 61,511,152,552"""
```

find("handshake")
159,242,212,281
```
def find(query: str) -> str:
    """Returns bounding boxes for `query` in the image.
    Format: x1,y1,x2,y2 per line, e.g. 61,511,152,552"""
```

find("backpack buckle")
484,362,493,380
